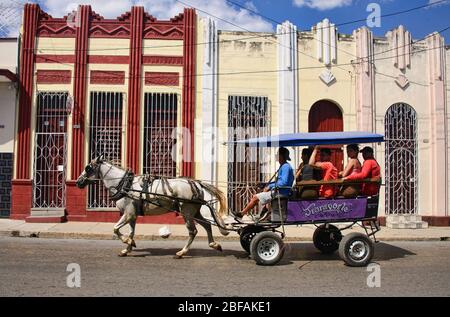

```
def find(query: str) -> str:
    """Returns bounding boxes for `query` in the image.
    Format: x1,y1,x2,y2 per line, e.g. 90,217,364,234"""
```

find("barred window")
33,92,68,209
142,93,178,177
88,91,123,208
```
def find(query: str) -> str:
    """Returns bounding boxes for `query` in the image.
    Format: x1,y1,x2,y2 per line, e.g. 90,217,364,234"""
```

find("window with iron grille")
227,95,270,213
88,91,123,208
385,103,418,215
143,93,178,177
33,92,68,209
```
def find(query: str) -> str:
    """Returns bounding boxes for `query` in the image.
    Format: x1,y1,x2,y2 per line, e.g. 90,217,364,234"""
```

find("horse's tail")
197,181,229,236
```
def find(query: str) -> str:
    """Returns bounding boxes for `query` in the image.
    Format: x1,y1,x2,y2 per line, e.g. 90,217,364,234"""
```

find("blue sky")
251,0,450,41
1,0,449,42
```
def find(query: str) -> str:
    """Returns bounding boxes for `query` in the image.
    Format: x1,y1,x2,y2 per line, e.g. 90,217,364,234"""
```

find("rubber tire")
313,224,342,254
239,226,264,254
250,231,285,266
338,232,374,267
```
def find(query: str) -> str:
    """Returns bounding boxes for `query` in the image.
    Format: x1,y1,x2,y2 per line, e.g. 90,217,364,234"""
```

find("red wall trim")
181,8,196,177
16,3,39,180
88,55,130,64
90,70,125,84
35,54,75,63
37,69,71,84
126,6,144,173
0,69,17,82
10,180,32,219
71,5,90,180
142,55,183,65
35,54,131,64
145,71,179,86
37,14,76,38
143,25,184,39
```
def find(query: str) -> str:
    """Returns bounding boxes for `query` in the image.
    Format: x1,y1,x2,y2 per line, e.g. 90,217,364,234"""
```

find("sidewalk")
0,219,449,241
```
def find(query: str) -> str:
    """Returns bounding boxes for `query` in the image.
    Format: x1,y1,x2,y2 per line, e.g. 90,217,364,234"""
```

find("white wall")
0,38,18,154
373,37,431,216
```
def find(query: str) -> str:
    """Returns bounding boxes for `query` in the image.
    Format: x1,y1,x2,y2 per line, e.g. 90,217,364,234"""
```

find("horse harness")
138,175,205,210
109,169,135,201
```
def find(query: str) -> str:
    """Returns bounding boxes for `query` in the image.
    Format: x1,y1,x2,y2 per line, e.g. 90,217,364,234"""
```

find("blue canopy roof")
229,131,384,147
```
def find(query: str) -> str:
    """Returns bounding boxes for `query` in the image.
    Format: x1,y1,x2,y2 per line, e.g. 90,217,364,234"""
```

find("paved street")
0,237,449,296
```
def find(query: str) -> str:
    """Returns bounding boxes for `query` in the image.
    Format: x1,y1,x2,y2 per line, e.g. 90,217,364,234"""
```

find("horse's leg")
127,217,137,248
175,206,198,259
113,213,129,244
118,204,138,256
196,209,222,252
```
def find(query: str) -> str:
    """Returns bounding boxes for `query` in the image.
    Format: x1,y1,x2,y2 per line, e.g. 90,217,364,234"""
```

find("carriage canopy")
229,131,384,147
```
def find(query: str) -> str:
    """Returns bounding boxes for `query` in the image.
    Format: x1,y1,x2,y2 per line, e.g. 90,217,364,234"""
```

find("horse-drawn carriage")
227,131,383,266
77,131,383,267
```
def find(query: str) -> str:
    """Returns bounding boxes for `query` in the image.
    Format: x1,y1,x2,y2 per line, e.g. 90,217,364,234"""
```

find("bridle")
79,160,134,201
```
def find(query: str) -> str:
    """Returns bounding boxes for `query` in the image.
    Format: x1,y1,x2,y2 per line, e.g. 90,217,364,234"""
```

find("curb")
1,230,449,242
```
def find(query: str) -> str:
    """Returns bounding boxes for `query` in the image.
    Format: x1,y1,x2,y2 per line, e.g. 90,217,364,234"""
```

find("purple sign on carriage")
287,199,367,222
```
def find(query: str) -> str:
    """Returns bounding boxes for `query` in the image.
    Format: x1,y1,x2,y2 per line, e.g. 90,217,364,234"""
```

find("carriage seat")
270,194,288,222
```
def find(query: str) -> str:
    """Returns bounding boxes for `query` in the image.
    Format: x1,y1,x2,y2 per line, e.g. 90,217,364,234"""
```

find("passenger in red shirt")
309,146,337,198
344,146,381,196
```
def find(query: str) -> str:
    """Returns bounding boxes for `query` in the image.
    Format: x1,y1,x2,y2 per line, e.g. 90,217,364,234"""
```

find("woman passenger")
339,144,362,197
295,147,318,199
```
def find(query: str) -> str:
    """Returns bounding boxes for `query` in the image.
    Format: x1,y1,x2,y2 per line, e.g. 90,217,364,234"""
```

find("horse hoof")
118,249,129,257
209,243,223,252
174,254,183,259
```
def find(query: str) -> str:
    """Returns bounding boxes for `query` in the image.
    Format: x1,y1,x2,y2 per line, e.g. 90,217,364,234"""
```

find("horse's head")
76,155,104,188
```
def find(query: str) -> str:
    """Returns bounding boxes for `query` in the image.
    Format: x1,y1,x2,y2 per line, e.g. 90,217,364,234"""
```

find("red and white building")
7,3,450,226
11,3,197,223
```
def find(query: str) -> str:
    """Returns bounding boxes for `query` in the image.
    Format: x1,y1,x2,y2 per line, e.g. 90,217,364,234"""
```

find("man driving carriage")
234,147,294,220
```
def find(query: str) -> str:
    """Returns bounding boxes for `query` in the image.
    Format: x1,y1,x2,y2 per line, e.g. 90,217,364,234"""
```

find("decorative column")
10,3,40,220
126,6,144,173
314,19,339,94
427,32,448,221
315,18,337,66
71,5,90,179
353,27,374,132
66,5,91,221
201,17,218,184
181,8,196,177
277,20,299,166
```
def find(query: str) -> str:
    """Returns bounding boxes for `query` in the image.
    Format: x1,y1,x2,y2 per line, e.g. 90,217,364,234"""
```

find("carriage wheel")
250,231,285,266
239,226,264,254
313,224,342,254
338,232,374,267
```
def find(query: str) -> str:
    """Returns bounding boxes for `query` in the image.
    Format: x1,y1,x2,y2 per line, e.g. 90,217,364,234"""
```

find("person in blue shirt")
235,147,294,219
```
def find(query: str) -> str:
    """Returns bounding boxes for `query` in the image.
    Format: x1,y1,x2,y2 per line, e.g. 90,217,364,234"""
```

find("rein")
95,163,135,201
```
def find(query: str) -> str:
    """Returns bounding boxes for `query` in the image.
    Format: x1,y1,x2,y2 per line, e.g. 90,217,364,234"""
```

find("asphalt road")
0,237,449,296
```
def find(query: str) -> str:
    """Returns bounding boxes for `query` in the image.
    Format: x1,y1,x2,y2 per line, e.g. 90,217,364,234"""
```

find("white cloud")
428,0,450,7
41,0,273,32
293,0,352,10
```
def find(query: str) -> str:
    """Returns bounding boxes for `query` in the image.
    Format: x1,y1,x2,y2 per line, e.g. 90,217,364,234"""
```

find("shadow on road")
127,241,415,267
130,247,248,259
283,241,416,263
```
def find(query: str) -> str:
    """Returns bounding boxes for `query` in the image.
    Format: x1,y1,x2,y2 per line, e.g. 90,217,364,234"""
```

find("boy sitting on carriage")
234,147,294,220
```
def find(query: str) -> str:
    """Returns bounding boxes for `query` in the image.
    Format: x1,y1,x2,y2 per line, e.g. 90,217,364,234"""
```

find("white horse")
76,155,229,257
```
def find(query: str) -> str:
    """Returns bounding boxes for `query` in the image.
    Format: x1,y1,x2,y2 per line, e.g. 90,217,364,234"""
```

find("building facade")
0,38,18,218
10,4,450,225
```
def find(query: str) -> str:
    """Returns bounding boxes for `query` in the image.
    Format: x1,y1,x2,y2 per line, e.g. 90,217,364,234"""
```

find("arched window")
308,100,344,170
385,103,418,215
